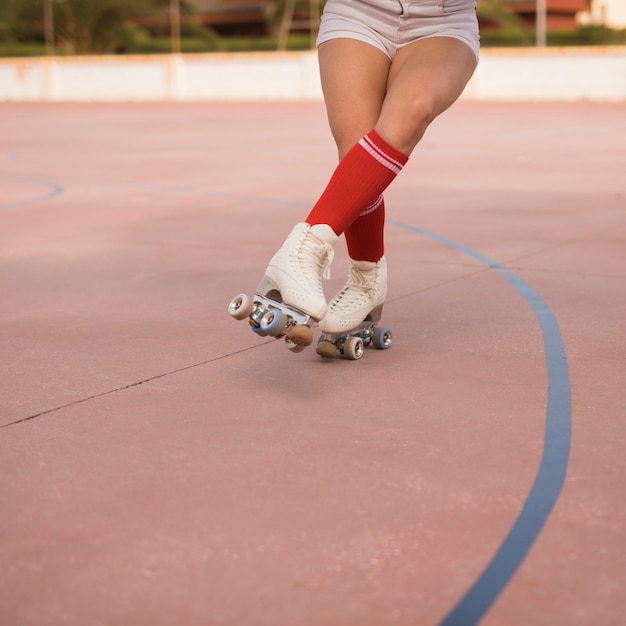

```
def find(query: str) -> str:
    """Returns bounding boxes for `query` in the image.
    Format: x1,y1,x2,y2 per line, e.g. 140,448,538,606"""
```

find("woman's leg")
308,36,477,232
258,39,392,324
376,36,477,155
317,39,392,262
318,39,390,159
313,36,477,332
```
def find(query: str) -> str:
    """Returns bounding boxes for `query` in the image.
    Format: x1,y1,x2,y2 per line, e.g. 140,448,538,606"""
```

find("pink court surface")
1,101,625,626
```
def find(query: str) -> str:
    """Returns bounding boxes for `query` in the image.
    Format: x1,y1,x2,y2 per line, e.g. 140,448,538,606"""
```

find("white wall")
584,0,626,28
1,47,625,102
464,46,626,100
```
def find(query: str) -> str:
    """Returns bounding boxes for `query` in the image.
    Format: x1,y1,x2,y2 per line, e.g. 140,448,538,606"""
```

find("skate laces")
292,231,334,284
331,265,380,312
320,245,334,280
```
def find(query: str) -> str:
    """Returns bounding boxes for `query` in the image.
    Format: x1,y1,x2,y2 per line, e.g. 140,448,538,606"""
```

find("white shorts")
317,0,480,62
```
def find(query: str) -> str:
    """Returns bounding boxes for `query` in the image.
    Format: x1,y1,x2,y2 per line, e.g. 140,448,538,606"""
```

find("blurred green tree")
0,0,200,54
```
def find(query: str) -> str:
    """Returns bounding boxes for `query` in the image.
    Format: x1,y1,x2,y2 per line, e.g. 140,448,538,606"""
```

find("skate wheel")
372,326,392,350
343,335,364,360
260,309,288,336
251,324,270,337
286,324,313,347
285,337,307,353
316,338,337,359
228,294,253,320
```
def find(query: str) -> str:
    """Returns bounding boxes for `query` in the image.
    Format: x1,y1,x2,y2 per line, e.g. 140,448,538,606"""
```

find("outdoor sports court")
1,100,625,625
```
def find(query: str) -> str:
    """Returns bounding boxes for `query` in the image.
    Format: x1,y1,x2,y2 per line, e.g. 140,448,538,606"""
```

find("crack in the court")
1,342,271,429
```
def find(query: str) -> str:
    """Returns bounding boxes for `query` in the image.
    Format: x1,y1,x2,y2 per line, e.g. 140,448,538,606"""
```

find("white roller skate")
316,257,392,360
228,222,337,353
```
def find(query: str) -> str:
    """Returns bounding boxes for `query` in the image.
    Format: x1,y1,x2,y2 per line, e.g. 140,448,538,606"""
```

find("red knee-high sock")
344,195,385,262
306,130,408,236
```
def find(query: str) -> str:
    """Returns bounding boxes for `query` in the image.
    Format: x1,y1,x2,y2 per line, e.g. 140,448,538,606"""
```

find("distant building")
188,1,271,37
505,0,591,29
185,0,626,38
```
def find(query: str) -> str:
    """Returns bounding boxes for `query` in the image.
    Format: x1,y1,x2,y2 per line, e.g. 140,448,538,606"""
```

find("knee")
402,95,439,149
409,94,438,130
378,94,438,155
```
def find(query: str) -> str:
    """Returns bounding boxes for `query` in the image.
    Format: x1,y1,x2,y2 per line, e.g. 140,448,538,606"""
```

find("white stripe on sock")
358,135,405,175
359,195,383,217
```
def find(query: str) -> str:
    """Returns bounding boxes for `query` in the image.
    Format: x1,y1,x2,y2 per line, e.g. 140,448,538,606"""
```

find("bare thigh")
377,36,478,154
318,39,391,159
319,36,476,158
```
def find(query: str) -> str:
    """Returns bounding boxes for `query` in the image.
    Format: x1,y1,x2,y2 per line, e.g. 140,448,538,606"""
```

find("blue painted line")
390,220,572,625
0,174,64,212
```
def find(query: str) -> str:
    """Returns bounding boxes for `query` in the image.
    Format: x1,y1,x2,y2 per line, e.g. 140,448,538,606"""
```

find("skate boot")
259,222,337,320
316,257,392,360
228,222,337,352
